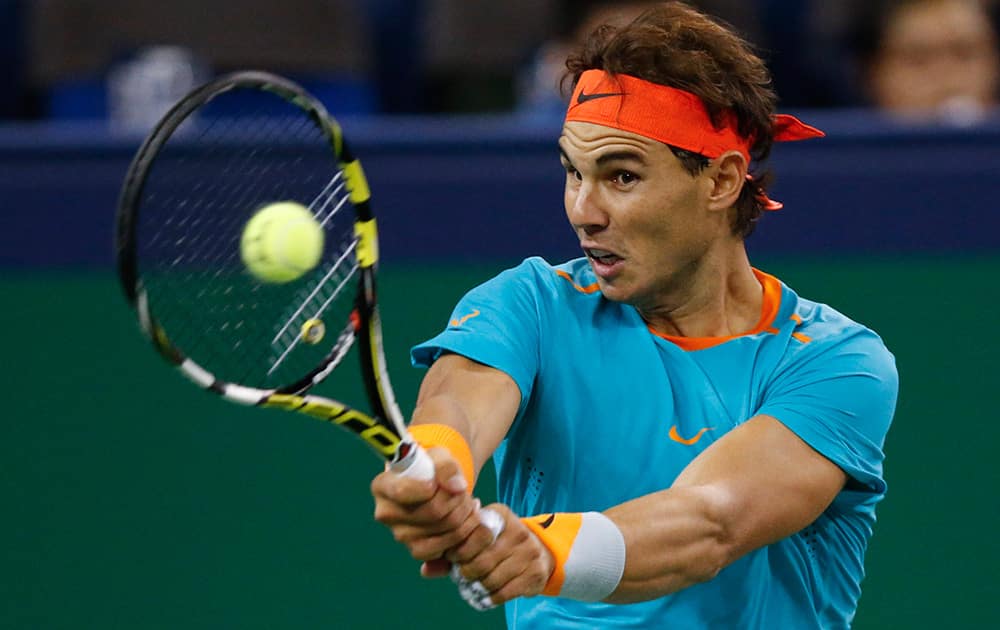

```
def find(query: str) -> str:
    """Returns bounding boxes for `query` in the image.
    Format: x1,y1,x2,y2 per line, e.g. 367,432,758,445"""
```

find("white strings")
267,169,360,375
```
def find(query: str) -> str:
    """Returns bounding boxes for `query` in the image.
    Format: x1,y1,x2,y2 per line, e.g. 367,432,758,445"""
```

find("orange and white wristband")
521,512,626,602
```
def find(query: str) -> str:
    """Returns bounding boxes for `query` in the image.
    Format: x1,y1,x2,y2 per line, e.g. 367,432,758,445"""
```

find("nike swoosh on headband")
576,89,626,104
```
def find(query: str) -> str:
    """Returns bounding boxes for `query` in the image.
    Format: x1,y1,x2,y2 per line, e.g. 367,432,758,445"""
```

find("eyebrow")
557,145,647,167
596,150,648,166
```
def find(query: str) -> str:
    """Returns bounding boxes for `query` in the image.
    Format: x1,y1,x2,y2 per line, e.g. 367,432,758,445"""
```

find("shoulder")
757,281,899,493
782,289,897,383
765,281,899,437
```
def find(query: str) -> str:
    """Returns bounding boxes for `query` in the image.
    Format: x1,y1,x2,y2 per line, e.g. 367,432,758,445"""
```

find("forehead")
559,121,670,163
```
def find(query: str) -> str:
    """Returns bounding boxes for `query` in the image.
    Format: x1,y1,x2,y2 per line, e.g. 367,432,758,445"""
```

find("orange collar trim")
647,269,783,351
565,70,824,162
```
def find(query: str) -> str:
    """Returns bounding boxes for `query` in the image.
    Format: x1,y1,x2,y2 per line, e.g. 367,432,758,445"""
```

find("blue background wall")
4,111,1000,268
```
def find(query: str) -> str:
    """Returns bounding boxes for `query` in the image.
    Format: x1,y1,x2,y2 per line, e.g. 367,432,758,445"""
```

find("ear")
706,151,747,212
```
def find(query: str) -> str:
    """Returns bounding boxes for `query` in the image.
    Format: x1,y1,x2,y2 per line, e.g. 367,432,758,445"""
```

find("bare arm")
370,353,521,572
453,413,847,605
409,352,521,477
604,414,846,602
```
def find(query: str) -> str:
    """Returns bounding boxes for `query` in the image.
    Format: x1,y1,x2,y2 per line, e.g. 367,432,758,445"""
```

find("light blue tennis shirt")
412,257,898,629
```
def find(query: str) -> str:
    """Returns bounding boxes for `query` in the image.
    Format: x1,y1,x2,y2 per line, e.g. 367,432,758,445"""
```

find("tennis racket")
115,70,434,477
114,73,503,597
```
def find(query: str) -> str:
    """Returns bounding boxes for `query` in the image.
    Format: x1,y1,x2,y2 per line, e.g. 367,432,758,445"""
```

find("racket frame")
115,70,427,474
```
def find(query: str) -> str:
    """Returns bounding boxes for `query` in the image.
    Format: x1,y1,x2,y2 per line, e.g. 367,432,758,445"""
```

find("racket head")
115,71,405,454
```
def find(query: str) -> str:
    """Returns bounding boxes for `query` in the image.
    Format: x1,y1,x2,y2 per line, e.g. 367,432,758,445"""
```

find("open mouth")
585,248,622,265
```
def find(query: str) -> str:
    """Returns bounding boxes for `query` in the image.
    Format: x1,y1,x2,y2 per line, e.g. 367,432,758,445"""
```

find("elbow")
686,486,745,584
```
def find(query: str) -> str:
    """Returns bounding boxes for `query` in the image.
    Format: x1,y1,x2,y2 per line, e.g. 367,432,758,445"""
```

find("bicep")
412,353,521,477
673,414,847,556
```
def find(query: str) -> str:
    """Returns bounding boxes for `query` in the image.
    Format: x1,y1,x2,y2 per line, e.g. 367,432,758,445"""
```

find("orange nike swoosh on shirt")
449,309,481,327
668,426,715,445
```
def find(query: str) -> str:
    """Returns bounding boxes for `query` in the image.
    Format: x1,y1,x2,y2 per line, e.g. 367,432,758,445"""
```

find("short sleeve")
411,259,544,406
757,329,899,497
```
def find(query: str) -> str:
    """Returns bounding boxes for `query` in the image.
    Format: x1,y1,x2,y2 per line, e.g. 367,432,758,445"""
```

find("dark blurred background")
2,1,999,628
3,0,1000,120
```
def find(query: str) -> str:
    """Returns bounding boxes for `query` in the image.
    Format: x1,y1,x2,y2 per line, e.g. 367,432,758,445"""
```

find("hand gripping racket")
115,71,502,605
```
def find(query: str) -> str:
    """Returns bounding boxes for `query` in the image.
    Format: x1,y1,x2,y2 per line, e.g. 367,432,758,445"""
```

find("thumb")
426,446,469,494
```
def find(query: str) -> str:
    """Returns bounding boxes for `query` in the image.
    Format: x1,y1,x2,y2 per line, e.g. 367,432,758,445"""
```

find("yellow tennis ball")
240,201,324,283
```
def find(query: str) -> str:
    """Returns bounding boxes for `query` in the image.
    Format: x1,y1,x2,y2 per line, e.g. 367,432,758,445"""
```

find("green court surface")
2,256,997,628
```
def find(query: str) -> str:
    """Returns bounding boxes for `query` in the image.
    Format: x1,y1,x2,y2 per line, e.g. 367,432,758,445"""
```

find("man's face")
559,121,718,310
870,0,999,118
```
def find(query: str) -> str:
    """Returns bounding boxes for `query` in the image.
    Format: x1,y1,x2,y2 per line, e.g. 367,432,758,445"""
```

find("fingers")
451,504,555,607
373,482,467,528
371,447,462,500
372,445,481,563
421,558,452,578
396,497,481,561
428,446,469,494
446,507,505,564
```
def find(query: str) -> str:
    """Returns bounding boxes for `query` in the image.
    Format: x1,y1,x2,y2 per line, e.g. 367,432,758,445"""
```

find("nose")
566,181,608,236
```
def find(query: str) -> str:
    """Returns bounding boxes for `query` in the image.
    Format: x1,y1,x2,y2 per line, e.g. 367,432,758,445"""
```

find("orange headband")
565,69,824,163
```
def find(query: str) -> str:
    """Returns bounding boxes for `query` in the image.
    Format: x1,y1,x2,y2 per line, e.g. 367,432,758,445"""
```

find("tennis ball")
240,201,324,283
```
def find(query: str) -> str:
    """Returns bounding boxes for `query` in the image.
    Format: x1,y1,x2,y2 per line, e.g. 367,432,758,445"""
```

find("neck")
638,241,763,338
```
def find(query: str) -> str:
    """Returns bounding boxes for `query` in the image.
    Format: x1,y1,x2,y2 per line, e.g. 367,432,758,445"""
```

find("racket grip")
451,507,506,611
388,441,435,481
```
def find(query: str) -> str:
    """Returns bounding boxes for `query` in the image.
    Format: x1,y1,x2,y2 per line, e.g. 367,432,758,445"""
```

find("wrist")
407,423,475,491
521,511,626,602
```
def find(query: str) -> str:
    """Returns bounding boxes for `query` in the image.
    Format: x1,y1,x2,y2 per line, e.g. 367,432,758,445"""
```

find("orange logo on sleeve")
668,426,715,445
449,309,481,327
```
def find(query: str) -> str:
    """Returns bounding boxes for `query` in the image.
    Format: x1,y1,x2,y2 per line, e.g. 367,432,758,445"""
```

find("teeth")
588,248,613,258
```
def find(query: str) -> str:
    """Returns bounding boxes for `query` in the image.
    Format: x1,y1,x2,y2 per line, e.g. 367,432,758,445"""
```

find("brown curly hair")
562,1,779,237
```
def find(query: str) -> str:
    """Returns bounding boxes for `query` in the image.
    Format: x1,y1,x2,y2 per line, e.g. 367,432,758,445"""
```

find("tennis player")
371,2,898,627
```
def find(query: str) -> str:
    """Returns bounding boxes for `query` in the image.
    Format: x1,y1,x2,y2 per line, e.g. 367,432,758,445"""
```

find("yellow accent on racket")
300,319,326,344
354,219,379,267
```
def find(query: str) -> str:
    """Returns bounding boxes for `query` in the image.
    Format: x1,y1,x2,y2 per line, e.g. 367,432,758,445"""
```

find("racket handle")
451,507,506,611
388,440,435,481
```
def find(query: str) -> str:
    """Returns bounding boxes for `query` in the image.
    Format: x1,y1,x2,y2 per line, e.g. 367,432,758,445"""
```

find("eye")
563,163,582,181
612,170,639,186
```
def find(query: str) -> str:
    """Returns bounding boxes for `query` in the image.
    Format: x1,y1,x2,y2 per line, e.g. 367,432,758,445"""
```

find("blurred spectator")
869,0,998,122
421,0,560,112
515,1,766,116
850,0,999,123
516,1,657,117
26,0,377,122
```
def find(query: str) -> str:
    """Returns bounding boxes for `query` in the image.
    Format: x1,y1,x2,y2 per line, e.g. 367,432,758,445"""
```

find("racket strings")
135,88,358,389
267,175,360,375
146,114,293,375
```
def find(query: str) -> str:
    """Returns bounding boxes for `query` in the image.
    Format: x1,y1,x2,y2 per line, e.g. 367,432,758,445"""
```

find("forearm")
461,417,848,608
601,416,845,603
409,354,520,477
603,485,740,603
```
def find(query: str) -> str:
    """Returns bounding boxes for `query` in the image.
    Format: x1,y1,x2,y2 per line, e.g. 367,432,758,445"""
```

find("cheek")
631,189,710,255
563,178,583,217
